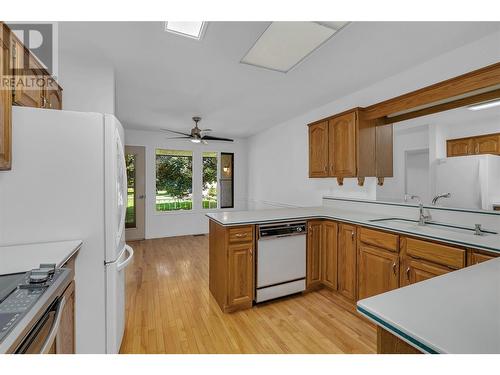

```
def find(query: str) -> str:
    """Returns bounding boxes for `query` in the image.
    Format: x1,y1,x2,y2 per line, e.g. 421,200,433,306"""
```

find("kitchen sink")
368,218,497,236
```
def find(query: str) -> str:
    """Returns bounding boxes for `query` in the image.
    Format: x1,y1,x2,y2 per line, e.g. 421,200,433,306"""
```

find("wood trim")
377,326,422,354
364,62,500,120
384,87,500,124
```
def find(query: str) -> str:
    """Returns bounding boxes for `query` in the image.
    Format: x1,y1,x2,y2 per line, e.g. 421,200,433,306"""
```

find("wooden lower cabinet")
358,245,399,300
468,249,499,266
400,258,451,287
338,224,357,300
321,220,338,290
306,220,322,289
209,220,255,312
55,280,75,353
228,243,254,307
377,326,421,354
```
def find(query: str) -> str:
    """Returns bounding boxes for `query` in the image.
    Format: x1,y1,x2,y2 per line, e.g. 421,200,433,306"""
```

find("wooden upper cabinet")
45,79,63,110
474,134,500,155
447,138,474,157
306,220,322,289
1,23,12,170
358,244,399,300
308,108,392,183
329,111,357,177
308,121,329,177
337,223,357,301
8,24,62,110
447,133,500,157
321,220,338,290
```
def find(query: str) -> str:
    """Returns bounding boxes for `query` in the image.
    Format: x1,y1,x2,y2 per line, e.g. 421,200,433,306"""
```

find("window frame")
220,152,234,209
155,149,194,213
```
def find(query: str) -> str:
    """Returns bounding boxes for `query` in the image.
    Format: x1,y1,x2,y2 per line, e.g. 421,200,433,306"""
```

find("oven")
15,296,66,354
256,221,307,303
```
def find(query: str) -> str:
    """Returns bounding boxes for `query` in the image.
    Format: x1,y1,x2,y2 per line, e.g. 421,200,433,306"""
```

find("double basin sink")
368,217,497,237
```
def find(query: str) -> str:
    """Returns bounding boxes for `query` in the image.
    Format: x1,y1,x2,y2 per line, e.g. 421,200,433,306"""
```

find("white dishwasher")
256,222,307,303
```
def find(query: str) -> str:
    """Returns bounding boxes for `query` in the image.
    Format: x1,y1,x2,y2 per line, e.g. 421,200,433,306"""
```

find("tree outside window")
156,149,193,211
202,152,218,209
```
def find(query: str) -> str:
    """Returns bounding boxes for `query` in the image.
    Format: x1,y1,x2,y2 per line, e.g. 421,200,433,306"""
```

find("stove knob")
29,269,49,284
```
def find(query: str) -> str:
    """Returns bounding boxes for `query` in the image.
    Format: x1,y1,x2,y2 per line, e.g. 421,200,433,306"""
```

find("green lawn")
126,191,217,224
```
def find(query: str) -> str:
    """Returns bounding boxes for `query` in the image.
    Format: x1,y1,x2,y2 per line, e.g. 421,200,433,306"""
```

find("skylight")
165,22,206,40
241,22,349,73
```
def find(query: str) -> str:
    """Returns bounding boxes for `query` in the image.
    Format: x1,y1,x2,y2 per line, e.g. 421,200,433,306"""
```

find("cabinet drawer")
359,227,399,252
405,238,465,269
228,226,254,243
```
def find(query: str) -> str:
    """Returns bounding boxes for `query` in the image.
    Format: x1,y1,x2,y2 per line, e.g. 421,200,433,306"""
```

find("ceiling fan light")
191,138,201,143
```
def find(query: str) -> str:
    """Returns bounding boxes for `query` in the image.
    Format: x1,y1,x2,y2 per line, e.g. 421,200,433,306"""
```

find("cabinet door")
308,121,329,177
307,220,322,289
473,134,500,155
358,245,398,300
321,221,338,290
45,81,62,110
329,111,357,177
1,25,12,170
56,281,75,353
468,251,498,266
400,258,450,287
228,243,254,307
338,223,357,300
12,44,45,108
446,138,473,157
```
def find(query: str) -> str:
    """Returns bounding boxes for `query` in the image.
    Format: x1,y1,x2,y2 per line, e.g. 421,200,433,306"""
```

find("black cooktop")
0,273,25,304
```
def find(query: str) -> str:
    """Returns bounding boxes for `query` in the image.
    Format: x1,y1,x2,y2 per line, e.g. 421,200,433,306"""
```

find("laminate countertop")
206,207,500,254
0,240,82,275
357,257,500,353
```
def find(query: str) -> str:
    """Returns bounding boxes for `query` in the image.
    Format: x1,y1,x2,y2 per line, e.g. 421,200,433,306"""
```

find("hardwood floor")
120,235,376,354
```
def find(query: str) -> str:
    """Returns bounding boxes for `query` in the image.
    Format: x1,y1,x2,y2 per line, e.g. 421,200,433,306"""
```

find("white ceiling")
59,21,500,138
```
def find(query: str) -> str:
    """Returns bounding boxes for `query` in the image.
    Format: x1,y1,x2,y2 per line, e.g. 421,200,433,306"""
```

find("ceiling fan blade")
160,128,192,137
201,128,212,132
202,135,234,142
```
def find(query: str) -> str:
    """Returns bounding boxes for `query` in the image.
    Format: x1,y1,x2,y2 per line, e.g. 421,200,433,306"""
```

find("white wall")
247,31,500,209
58,50,116,114
377,124,429,202
124,129,248,238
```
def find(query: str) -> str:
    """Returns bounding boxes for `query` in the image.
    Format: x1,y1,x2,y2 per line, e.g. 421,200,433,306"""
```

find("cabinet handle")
406,267,410,280
250,248,253,257
392,262,397,275
235,233,247,238
351,231,355,241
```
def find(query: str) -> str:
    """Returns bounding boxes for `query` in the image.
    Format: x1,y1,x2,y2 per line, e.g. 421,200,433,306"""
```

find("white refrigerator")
0,106,134,353
434,154,500,210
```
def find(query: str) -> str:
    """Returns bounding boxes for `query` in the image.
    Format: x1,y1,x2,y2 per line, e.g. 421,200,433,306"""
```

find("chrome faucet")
432,192,451,206
410,195,431,226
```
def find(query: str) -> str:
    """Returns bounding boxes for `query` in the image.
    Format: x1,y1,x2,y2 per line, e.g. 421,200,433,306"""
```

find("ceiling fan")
161,117,234,144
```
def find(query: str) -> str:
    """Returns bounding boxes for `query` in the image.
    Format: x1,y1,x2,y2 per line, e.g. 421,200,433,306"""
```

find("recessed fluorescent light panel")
165,22,206,40
241,21,348,73
467,98,500,111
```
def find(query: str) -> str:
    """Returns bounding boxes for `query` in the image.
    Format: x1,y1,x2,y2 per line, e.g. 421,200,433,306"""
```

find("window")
220,153,234,209
156,149,193,211
125,154,136,228
202,152,218,209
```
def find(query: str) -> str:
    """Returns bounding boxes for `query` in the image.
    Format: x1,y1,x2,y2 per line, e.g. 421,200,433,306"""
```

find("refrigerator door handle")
117,245,134,271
